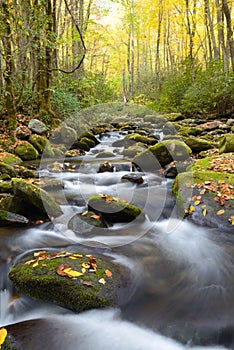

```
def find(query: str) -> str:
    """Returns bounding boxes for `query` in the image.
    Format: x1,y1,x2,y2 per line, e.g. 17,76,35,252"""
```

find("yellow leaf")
63,268,83,277
0,328,7,346
189,205,195,213
217,209,225,215
32,260,39,267
98,278,106,285
81,268,86,274
194,200,200,206
203,209,207,216
82,263,90,269
73,254,83,258
69,256,78,260
82,210,89,216
232,219,234,225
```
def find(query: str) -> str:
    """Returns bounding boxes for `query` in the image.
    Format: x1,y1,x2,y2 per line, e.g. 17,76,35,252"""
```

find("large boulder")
51,125,77,145
219,134,234,153
28,119,47,135
124,133,157,146
15,141,39,161
68,210,107,235
9,248,130,312
133,140,192,172
87,194,143,224
172,154,234,232
11,178,62,219
0,162,17,177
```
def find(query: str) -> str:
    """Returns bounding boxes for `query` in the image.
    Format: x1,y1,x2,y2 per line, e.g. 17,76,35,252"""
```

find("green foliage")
181,61,234,114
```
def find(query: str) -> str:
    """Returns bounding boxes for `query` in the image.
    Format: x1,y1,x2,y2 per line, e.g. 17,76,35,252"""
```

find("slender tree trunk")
0,0,17,135
204,0,219,60
222,0,234,71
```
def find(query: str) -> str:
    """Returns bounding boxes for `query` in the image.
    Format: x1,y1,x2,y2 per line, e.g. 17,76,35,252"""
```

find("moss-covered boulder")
179,126,201,137
143,114,167,127
95,152,115,158
121,143,146,158
9,248,130,312
133,140,192,172
80,131,100,145
172,154,234,232
219,134,234,153
73,139,90,152
184,137,212,153
124,133,157,146
0,210,28,226
29,134,54,157
80,137,96,149
51,126,77,145
0,152,22,166
88,194,143,224
0,162,17,177
15,141,39,161
11,178,62,219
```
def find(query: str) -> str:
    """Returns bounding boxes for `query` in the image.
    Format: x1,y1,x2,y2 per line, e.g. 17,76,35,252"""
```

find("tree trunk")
0,0,17,135
222,0,234,71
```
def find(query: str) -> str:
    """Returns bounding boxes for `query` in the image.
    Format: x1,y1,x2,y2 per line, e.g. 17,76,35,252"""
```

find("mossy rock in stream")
80,131,100,145
88,194,144,224
0,209,29,226
172,154,234,231
9,249,130,312
14,141,39,161
11,178,62,219
133,140,192,172
68,211,108,235
124,133,157,146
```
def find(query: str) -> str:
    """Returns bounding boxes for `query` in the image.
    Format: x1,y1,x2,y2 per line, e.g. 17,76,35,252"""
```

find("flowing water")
0,130,234,349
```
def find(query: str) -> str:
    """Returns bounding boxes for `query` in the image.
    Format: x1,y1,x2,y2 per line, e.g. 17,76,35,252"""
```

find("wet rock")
121,173,144,184
41,180,64,191
80,137,96,149
144,114,167,127
15,141,39,161
219,134,234,153
162,122,178,135
87,194,144,224
73,139,90,151
121,143,146,158
96,152,115,159
179,126,201,137
0,209,29,226
9,248,130,312
11,178,63,219
184,137,212,153
80,131,100,145
227,118,234,126
28,119,47,135
97,161,114,173
124,133,158,147
198,120,225,131
68,210,108,234
133,140,192,172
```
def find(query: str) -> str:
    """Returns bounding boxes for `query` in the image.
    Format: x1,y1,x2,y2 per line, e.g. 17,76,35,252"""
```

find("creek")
0,130,234,349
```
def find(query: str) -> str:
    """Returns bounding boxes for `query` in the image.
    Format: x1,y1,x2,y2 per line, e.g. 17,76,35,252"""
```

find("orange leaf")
217,209,225,215
105,269,112,278
90,214,101,220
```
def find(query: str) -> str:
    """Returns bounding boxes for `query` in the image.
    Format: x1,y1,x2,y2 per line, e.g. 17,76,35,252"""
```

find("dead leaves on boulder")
24,250,113,288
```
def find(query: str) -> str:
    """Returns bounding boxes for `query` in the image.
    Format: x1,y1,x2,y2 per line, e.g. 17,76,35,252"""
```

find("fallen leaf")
63,268,83,277
105,269,112,278
98,278,106,285
81,268,86,274
82,263,90,269
56,264,70,277
24,259,37,265
189,205,195,213
80,279,93,287
32,261,39,268
34,251,47,257
217,209,225,215
194,200,201,206
82,210,89,216
203,209,207,216
90,214,101,220
0,328,7,346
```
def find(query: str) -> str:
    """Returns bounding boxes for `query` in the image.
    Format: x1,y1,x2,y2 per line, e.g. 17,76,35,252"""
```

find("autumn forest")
0,0,234,133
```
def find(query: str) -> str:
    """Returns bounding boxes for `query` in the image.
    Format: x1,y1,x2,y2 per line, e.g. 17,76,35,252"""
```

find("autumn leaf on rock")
82,210,89,216
217,209,225,215
194,200,201,206
105,269,112,278
63,268,83,277
98,278,106,285
203,209,207,216
56,264,70,277
90,214,101,220
80,279,93,287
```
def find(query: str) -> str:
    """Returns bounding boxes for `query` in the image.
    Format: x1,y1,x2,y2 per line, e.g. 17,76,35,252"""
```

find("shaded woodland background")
0,0,234,133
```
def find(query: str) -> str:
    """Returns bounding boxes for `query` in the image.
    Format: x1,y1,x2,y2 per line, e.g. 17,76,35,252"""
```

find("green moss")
15,141,39,161
125,133,157,146
29,134,54,157
80,132,99,145
183,137,212,153
9,251,121,312
0,162,17,177
81,137,96,148
74,140,90,151
88,194,143,223
219,134,234,153
0,152,22,165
